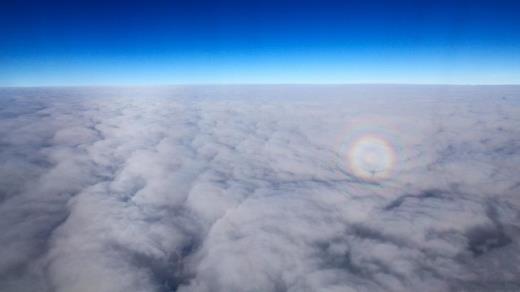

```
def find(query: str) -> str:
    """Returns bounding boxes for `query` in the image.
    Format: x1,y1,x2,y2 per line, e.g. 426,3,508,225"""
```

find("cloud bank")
0,85,519,292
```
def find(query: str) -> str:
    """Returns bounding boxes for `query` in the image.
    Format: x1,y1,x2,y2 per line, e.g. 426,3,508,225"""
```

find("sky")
1,0,520,86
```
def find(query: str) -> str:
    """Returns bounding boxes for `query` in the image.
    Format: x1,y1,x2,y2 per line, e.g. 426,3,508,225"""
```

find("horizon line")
2,82,520,89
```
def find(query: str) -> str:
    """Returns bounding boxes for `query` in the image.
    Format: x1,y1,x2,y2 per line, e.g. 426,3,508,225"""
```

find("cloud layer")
1,85,519,292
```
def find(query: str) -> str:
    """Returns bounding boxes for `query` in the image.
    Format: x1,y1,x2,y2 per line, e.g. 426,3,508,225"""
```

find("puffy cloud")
0,85,519,291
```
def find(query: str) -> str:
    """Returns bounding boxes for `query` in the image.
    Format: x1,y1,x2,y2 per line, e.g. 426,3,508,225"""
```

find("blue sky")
1,0,519,86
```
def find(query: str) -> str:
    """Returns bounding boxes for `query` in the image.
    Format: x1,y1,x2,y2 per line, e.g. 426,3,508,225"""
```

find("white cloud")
0,85,519,291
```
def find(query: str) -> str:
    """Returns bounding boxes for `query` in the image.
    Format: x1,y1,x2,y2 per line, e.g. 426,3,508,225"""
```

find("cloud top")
0,85,519,292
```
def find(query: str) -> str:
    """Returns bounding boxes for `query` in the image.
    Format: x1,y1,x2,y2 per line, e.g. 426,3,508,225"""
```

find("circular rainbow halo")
347,134,395,180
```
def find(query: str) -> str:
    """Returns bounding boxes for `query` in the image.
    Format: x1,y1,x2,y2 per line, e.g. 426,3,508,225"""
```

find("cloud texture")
0,85,520,292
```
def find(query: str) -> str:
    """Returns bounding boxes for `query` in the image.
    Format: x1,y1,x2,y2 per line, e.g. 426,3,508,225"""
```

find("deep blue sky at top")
1,0,519,85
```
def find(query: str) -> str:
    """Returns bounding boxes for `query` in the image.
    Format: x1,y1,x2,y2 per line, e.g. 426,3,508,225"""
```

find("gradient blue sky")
1,0,520,86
